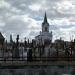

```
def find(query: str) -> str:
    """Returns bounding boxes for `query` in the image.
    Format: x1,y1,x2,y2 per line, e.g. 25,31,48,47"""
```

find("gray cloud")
0,0,75,41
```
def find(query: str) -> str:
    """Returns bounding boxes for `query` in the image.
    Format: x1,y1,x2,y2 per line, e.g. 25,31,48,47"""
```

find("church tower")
35,12,52,45
42,12,49,32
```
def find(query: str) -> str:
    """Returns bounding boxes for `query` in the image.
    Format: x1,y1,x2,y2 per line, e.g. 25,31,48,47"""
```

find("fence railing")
0,56,75,61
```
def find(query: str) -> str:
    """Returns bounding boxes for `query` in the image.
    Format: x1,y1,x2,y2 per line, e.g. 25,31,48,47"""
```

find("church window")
45,27,47,31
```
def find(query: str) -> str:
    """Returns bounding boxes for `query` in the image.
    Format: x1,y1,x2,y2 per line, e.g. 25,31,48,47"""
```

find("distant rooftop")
0,32,4,39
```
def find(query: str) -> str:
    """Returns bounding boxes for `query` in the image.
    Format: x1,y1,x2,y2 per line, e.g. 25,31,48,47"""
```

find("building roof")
42,12,49,26
0,32,4,39
35,35,40,38
44,12,48,23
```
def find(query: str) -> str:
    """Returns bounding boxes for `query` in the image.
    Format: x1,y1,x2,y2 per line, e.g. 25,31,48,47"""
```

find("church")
35,12,53,45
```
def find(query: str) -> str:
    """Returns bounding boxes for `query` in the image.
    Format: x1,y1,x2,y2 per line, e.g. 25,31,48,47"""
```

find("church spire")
44,12,48,23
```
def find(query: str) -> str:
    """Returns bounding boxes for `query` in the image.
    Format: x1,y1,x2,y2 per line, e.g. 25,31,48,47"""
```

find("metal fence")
0,56,75,61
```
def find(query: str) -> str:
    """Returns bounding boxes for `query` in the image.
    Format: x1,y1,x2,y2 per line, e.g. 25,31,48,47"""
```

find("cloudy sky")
0,0,75,42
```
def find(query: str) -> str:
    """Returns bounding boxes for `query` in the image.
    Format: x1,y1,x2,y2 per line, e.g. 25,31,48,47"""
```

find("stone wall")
0,65,74,75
